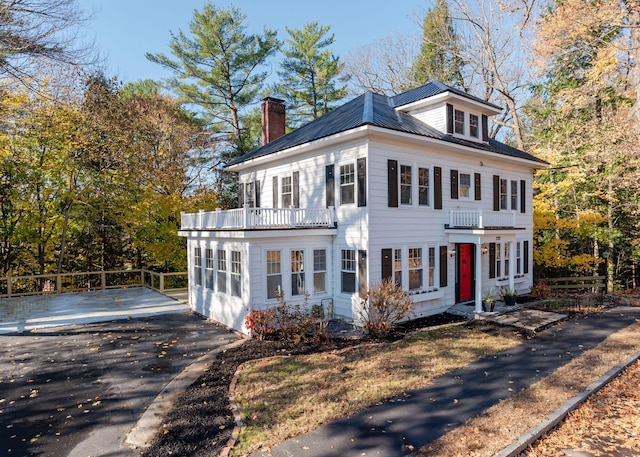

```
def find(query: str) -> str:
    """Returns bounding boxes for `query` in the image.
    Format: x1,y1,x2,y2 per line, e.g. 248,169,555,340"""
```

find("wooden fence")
541,275,606,292
0,269,188,299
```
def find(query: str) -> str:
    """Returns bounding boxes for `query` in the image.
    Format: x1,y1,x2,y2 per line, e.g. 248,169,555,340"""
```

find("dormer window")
470,114,479,138
454,109,465,135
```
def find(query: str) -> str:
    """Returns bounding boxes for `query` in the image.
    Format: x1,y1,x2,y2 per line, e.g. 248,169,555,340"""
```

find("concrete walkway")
249,305,640,457
0,288,189,334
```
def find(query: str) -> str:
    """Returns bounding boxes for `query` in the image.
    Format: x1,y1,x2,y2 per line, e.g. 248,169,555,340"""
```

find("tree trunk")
624,0,640,124
56,199,73,275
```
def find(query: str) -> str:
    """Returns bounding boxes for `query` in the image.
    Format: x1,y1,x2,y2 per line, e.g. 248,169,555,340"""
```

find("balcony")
448,209,516,229
181,206,337,230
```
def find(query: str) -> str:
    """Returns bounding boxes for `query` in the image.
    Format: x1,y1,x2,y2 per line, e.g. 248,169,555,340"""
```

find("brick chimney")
261,97,286,145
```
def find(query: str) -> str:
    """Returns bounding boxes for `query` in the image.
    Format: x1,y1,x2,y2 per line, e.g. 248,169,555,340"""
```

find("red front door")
458,244,473,302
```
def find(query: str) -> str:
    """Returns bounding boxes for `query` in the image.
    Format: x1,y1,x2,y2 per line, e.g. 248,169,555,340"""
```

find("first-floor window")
393,249,402,287
205,248,214,289
400,164,412,204
217,249,227,293
230,251,241,297
428,247,436,287
495,243,502,278
194,247,202,286
313,249,326,293
341,249,356,293
504,243,510,277
291,250,305,295
516,242,522,275
408,248,423,290
266,250,282,299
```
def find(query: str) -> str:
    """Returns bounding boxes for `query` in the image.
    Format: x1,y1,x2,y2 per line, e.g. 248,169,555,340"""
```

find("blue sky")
80,0,428,83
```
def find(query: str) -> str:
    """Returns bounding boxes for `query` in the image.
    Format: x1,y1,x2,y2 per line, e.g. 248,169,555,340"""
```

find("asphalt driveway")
0,310,238,457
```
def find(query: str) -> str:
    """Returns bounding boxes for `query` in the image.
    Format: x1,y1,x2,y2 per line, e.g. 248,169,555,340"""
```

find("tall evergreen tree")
413,0,463,87
275,21,348,126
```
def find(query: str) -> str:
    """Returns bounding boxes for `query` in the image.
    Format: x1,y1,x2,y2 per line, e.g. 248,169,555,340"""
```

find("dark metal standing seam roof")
226,82,547,168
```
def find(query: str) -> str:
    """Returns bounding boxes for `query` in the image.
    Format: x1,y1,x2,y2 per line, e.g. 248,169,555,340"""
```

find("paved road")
0,312,238,457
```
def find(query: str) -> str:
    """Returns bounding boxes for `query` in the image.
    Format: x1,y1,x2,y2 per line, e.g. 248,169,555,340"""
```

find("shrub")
531,281,552,299
356,278,414,337
244,308,277,340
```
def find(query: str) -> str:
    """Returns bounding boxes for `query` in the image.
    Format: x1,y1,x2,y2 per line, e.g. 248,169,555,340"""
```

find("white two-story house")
178,82,548,334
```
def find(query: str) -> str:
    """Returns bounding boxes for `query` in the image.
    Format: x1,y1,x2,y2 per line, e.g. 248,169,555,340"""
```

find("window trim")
459,172,472,199
400,164,412,205
408,247,423,291
418,167,429,206
266,249,282,300
290,249,305,296
217,249,227,294
454,109,465,135
341,249,357,294
205,248,214,290
313,249,327,293
469,113,479,138
230,250,241,298
194,246,202,287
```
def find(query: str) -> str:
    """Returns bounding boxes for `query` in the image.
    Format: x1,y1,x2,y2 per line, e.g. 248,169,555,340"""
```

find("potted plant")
500,286,518,306
482,288,495,312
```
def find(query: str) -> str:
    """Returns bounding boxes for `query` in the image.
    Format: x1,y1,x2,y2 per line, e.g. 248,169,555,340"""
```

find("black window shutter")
520,180,526,213
387,159,398,208
482,114,489,142
474,173,481,200
325,165,334,208
292,171,299,208
446,103,454,134
255,180,261,208
493,175,500,211
489,243,496,278
272,176,278,208
439,246,448,287
238,183,245,207
358,249,368,296
357,158,367,207
450,169,459,199
434,166,443,209
523,240,529,274
381,249,392,281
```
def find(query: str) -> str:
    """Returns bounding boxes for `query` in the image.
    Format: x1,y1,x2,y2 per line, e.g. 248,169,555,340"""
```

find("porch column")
508,241,515,291
475,241,483,314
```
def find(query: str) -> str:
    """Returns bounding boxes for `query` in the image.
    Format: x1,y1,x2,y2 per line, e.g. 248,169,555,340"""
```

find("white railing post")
215,208,221,229
180,211,186,229
289,205,296,228
478,208,484,228
243,204,250,229
198,209,204,229
511,211,516,227
329,206,336,227
449,209,453,227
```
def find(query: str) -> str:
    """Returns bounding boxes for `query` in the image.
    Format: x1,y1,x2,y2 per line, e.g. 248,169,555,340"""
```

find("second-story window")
400,164,412,205
511,180,518,210
454,109,465,135
340,164,355,205
469,114,479,138
418,167,429,206
282,177,292,207
500,178,508,210
460,173,471,198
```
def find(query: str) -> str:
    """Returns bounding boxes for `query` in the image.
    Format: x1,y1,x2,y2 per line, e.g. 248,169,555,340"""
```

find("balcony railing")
448,209,516,229
181,206,337,230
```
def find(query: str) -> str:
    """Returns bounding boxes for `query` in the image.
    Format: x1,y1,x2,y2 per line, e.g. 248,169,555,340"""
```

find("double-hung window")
313,249,326,293
516,242,522,275
428,247,436,287
400,165,412,205
504,244,510,278
418,167,429,206
194,247,202,286
245,182,256,208
341,249,356,293
470,114,479,138
393,249,402,287
454,109,465,134
291,250,305,296
500,179,508,210
511,180,518,210
460,173,471,198
230,251,241,297
408,248,423,290
340,164,355,204
495,243,502,278
205,248,214,289
217,249,227,293
281,177,292,208
266,250,282,299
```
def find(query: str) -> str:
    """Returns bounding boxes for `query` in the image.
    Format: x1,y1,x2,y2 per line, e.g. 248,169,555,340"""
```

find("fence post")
56,274,61,294
160,273,165,292
7,275,11,298
101,271,106,290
